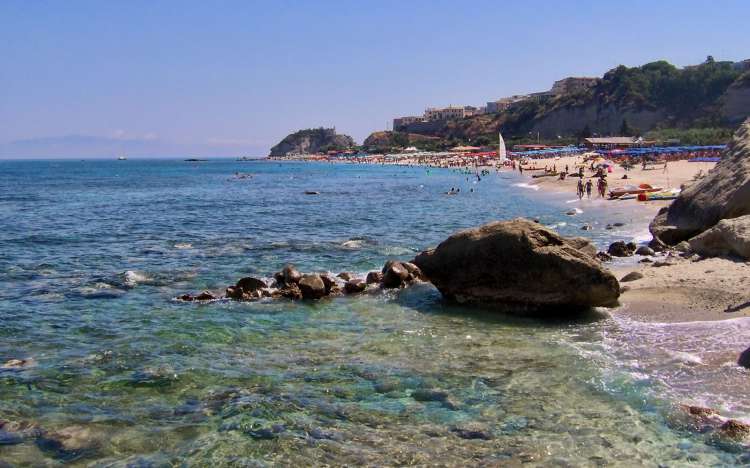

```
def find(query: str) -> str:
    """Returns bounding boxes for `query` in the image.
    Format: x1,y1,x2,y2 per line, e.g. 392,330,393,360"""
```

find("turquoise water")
0,159,748,466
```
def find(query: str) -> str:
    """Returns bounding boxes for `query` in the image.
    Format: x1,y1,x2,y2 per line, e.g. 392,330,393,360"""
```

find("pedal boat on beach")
608,183,662,199
637,188,681,201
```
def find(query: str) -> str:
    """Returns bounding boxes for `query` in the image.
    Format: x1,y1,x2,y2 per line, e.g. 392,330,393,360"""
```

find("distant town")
393,76,600,130
268,57,749,161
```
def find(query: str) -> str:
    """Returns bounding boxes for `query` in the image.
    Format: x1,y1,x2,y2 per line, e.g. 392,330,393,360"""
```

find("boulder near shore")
650,118,750,254
413,218,620,311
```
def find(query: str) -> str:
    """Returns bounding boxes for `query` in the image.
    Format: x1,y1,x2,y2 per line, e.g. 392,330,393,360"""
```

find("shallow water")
1,159,748,465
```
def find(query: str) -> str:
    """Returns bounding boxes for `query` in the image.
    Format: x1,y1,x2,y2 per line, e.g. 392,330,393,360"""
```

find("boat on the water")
117,156,127,160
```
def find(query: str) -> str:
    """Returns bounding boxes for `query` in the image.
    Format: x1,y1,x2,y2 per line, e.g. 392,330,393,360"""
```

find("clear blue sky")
1,0,748,158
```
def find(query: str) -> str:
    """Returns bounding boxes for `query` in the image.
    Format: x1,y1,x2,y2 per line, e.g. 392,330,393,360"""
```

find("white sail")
498,131,507,162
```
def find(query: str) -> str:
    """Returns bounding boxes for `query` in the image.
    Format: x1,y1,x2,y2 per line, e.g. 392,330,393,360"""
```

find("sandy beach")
516,155,750,324
380,152,749,325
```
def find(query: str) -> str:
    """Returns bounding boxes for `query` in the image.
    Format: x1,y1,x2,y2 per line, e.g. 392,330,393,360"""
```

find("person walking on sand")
577,179,584,200
585,179,593,199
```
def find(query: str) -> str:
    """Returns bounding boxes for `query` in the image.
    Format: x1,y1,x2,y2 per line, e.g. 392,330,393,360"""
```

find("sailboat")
497,130,507,163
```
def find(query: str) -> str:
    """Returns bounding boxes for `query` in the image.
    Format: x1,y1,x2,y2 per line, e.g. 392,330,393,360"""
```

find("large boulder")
650,119,750,245
568,237,598,257
412,218,620,310
688,214,750,259
381,261,411,288
298,274,327,300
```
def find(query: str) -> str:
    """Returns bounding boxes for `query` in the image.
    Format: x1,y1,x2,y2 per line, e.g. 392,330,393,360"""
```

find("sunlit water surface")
1,159,748,466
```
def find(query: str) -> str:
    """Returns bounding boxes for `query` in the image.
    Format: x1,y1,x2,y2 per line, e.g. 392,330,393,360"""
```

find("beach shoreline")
299,155,749,325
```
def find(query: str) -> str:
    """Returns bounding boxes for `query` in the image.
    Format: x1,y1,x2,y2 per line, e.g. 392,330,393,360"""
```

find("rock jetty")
178,219,622,315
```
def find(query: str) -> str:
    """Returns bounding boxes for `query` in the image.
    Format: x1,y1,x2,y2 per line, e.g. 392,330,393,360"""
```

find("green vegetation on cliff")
269,128,355,157
367,58,749,149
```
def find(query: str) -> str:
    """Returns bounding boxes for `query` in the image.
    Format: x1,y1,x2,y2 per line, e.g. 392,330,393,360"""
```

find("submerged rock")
607,241,634,257
344,279,366,294
35,425,101,462
720,420,750,440
450,423,493,440
365,271,383,284
278,283,303,300
412,218,620,311
194,291,218,301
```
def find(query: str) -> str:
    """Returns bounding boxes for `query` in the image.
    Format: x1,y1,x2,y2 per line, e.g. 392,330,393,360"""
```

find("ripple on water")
0,161,747,465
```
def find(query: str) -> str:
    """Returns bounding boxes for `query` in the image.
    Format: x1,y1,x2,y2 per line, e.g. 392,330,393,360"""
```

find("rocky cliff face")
269,128,355,157
650,118,750,246
530,103,665,138
363,131,439,150
722,80,750,125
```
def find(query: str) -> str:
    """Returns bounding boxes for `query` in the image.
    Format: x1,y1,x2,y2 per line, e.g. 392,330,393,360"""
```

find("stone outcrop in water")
268,128,355,157
650,118,750,246
412,218,620,310
178,257,430,303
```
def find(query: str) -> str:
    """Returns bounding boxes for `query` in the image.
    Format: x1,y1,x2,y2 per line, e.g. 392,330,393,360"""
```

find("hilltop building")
424,105,476,121
551,77,598,95
393,115,425,130
486,95,528,113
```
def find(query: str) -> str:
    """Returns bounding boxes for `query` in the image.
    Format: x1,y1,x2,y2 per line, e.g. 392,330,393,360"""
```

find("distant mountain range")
0,134,267,159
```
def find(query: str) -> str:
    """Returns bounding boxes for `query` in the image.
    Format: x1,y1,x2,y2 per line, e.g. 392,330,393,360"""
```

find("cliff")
368,59,750,147
363,131,439,151
269,128,355,157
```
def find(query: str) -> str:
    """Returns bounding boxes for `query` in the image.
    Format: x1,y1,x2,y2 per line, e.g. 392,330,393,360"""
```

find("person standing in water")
585,179,593,199
577,179,585,200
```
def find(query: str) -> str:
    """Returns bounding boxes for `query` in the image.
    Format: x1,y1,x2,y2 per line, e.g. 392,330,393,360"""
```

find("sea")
1,159,749,466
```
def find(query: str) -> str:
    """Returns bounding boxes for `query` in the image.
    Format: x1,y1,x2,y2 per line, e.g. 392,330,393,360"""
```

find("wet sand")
609,256,750,323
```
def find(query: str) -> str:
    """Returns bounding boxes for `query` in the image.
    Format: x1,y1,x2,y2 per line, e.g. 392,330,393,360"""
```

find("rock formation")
650,118,750,248
268,128,355,157
412,218,620,311
688,215,750,259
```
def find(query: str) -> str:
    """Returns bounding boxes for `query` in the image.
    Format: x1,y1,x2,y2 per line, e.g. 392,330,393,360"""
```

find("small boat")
608,184,661,199
638,188,681,201
532,172,558,178
117,156,127,160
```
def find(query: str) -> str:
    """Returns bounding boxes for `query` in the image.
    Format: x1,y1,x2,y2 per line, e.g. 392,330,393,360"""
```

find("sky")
1,0,748,158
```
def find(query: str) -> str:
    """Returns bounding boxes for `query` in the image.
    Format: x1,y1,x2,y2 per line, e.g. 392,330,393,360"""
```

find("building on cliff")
551,77,599,95
393,115,426,130
424,105,477,121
